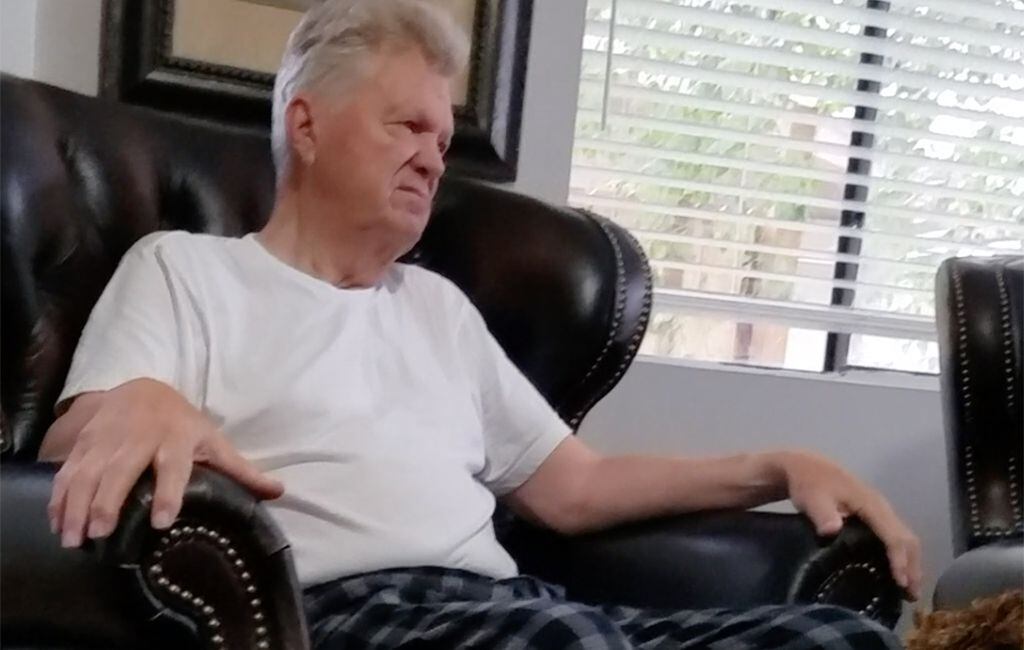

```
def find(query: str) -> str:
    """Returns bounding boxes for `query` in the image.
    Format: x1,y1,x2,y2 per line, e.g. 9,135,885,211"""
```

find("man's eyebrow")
416,110,453,138
382,100,405,118
385,101,452,141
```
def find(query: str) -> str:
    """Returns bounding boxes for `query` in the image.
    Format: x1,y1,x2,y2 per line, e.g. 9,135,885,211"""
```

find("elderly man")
40,1,918,648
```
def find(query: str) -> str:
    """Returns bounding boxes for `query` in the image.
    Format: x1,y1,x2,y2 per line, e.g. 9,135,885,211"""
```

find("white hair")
271,0,470,180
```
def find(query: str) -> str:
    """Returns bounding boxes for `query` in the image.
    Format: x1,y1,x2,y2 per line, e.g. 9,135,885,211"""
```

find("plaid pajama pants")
303,567,901,649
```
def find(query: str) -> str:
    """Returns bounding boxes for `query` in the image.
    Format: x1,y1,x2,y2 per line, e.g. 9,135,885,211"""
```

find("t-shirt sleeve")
456,297,572,496
56,232,183,413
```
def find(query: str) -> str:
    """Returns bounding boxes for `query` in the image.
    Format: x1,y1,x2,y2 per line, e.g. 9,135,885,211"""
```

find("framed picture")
100,0,532,181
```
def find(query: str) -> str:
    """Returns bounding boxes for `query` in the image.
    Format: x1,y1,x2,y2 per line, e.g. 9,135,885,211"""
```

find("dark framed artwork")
100,0,532,181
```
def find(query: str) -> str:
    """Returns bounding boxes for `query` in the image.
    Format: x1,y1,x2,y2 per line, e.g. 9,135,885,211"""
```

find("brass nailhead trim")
951,267,973,420
569,213,653,428
995,269,1022,527
569,213,630,428
144,522,272,648
814,562,884,616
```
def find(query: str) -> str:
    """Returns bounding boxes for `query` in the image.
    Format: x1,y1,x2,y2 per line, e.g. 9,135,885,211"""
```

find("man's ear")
286,95,317,167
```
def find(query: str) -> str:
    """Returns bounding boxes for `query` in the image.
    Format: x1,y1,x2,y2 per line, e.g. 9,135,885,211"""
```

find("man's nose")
412,137,445,183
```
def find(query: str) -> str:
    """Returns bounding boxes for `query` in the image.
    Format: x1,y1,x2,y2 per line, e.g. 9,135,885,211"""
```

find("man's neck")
258,192,396,289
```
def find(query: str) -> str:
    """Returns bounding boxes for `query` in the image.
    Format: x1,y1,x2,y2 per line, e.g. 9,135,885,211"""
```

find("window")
571,0,1023,374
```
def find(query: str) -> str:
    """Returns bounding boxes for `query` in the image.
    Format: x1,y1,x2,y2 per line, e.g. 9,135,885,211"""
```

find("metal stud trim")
995,268,1022,527
567,212,629,429
995,269,1017,413
568,212,653,428
814,561,884,616
143,522,272,649
1010,456,1023,528
951,265,993,543
964,444,983,534
974,527,1021,537
951,266,973,422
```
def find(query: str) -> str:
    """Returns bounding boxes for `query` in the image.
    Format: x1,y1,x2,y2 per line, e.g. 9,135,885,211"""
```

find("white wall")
1,0,952,629
512,0,587,202
0,0,102,93
32,0,102,95
0,0,37,78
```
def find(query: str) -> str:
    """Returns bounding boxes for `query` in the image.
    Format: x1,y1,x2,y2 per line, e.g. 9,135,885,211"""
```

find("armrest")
500,510,903,629
933,539,1023,610
1,462,310,649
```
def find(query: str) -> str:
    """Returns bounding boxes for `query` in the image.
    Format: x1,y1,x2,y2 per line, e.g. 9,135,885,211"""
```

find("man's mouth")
398,185,429,200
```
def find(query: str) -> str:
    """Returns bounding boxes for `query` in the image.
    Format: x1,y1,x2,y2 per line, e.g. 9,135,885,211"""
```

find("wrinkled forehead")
365,48,456,125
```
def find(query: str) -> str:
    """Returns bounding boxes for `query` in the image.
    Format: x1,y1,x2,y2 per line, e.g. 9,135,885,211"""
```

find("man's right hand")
39,378,284,548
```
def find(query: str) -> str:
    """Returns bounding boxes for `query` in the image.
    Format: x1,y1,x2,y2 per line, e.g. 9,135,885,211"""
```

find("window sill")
633,354,940,392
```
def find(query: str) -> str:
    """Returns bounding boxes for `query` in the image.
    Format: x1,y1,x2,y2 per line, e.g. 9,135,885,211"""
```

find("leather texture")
1,76,901,647
934,256,1024,608
2,464,308,649
500,512,903,629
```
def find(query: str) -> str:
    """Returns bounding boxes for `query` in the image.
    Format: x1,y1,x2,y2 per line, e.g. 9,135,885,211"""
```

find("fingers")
886,544,909,592
800,491,845,537
47,390,282,552
59,437,205,541
886,527,923,601
87,445,159,538
855,493,922,601
47,439,89,535
907,535,923,601
47,479,66,535
56,449,106,548
150,439,194,529
203,434,284,500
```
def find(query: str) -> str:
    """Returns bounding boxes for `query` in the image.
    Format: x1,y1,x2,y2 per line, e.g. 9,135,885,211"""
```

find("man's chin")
394,202,431,228
387,210,431,253
410,205,432,223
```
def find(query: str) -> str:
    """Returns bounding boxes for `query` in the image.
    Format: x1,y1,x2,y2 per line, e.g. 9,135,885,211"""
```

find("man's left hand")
769,450,922,601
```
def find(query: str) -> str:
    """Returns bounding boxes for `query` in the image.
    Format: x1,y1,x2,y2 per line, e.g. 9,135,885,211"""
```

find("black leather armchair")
933,256,1024,610
1,76,902,649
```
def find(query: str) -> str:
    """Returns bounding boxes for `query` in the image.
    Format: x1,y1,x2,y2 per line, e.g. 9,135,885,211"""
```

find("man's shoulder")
393,263,451,291
393,263,473,311
125,230,241,267
130,229,235,253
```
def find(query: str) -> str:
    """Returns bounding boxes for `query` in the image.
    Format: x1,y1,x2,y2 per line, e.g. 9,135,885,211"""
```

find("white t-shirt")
58,230,571,587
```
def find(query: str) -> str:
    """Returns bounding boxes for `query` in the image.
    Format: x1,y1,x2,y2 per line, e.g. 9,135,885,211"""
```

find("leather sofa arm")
1,463,309,649
935,256,1024,555
933,540,1024,610
501,510,903,629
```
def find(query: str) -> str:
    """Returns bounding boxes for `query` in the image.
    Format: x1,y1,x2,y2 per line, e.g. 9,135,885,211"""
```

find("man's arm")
504,437,786,533
503,436,922,600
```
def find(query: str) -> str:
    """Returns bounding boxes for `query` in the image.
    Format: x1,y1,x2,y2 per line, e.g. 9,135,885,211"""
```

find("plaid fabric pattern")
303,567,901,649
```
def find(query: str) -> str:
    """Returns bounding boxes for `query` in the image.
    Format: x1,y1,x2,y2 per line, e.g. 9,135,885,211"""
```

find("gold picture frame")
101,0,532,180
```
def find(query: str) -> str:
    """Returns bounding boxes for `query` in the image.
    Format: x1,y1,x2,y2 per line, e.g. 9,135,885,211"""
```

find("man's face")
299,47,454,255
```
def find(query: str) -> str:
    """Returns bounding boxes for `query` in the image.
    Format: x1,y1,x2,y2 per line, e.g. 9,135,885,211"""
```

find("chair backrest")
935,255,1024,555
0,75,651,460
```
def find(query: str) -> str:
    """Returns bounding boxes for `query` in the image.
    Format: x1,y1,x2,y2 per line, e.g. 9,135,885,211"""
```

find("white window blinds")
570,0,1024,373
